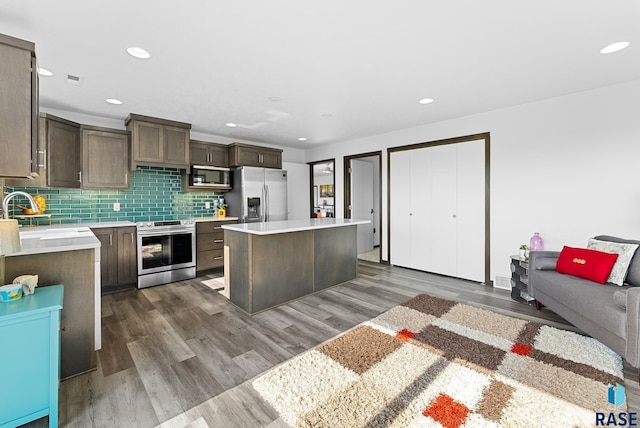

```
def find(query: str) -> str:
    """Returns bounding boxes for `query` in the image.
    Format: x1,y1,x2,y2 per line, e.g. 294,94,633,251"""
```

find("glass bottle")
530,232,544,252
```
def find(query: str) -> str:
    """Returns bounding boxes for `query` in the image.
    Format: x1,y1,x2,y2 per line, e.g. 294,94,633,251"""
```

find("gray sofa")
528,235,640,368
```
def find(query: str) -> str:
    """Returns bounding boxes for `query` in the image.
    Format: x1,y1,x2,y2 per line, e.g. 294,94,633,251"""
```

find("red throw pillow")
555,246,618,284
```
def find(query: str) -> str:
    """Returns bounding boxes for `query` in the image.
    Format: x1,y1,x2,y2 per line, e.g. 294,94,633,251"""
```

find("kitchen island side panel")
5,249,96,379
250,231,314,313
226,230,251,312
314,225,358,291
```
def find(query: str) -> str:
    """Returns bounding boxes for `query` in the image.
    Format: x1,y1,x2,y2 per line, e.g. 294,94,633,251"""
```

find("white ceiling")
1,1,638,150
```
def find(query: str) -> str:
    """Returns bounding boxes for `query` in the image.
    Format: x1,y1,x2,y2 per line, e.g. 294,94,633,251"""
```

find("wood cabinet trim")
125,113,191,130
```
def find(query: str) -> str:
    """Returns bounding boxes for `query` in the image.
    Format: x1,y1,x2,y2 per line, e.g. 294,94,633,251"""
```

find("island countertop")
9,226,100,256
221,218,370,236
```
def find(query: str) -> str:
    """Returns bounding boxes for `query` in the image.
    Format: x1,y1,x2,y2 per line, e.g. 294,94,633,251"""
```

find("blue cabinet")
0,285,63,428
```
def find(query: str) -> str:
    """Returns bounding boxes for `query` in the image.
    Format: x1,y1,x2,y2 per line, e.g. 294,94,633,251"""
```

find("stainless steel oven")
136,220,196,289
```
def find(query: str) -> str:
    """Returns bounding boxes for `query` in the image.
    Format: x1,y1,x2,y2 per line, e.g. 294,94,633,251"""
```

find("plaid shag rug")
252,294,625,428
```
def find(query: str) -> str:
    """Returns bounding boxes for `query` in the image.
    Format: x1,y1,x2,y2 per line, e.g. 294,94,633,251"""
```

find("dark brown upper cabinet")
190,140,229,167
228,143,282,169
0,33,38,178
81,125,130,189
125,113,191,170
46,114,81,188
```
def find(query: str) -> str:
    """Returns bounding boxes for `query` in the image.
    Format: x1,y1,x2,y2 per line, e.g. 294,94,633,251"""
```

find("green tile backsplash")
4,166,224,226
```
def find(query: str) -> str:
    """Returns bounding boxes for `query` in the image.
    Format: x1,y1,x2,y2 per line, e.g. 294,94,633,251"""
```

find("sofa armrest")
626,287,640,367
528,251,560,299
529,251,560,270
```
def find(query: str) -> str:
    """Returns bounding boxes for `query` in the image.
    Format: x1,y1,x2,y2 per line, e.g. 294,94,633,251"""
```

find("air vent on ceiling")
66,74,81,85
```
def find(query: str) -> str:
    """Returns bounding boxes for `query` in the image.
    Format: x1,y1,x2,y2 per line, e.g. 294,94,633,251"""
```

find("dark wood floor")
24,262,639,427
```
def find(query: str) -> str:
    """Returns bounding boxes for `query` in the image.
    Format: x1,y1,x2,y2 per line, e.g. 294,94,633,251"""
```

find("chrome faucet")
2,191,39,219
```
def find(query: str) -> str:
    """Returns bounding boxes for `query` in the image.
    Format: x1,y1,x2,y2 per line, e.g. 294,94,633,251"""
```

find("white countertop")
9,226,101,256
222,218,370,235
79,221,137,228
194,216,239,223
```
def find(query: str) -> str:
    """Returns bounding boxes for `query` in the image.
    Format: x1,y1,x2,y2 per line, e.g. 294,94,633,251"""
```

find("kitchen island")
222,218,369,314
5,226,100,379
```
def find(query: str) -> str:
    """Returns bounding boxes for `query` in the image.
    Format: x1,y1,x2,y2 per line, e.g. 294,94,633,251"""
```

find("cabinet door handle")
78,171,82,183
38,149,46,168
130,232,134,244
214,226,222,230
109,234,113,246
125,173,128,183
214,239,223,243
214,256,223,260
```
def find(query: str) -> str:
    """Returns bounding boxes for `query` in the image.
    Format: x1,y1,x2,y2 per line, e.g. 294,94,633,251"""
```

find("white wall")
305,79,640,284
282,161,309,220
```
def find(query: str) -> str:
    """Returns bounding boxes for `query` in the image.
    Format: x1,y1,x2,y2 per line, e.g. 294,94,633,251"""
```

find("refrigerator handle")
264,184,269,222
262,185,267,222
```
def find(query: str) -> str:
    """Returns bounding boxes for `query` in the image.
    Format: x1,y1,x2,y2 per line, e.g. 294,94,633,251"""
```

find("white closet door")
427,144,458,277
456,139,485,282
390,150,412,267
409,148,432,271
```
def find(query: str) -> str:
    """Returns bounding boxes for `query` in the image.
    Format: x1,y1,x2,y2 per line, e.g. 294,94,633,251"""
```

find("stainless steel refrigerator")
226,166,288,223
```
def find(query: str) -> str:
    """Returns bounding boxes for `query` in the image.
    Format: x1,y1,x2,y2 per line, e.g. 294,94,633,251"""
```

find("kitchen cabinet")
228,143,282,169
47,114,81,188
196,219,237,271
81,125,130,189
7,118,128,190
125,113,191,169
0,33,38,179
117,227,138,286
5,249,96,379
190,140,229,167
91,226,137,293
0,285,63,428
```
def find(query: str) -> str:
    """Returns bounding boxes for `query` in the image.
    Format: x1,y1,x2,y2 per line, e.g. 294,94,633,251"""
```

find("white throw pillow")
587,238,640,286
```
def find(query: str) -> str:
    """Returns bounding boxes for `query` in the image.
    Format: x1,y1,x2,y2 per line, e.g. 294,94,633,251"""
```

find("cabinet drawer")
196,220,236,234
197,233,225,251
197,249,225,270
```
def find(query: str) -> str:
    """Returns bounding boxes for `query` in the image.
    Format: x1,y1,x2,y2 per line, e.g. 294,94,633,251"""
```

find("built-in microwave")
189,165,231,189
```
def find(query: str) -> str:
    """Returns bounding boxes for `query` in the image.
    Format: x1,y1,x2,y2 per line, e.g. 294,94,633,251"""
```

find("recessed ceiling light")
105,98,123,105
38,67,53,77
298,137,307,141
600,41,630,54
225,122,237,128
419,98,435,104
127,47,151,59
269,97,282,102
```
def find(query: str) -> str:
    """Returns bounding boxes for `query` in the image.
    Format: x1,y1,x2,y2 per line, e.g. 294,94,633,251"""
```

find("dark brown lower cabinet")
91,226,137,293
196,220,237,271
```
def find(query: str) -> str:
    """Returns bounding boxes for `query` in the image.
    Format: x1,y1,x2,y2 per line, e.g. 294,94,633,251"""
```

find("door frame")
308,158,335,218
387,132,491,286
344,151,383,263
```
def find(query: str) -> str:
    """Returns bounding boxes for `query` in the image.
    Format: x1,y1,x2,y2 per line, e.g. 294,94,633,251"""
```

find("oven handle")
137,229,195,237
